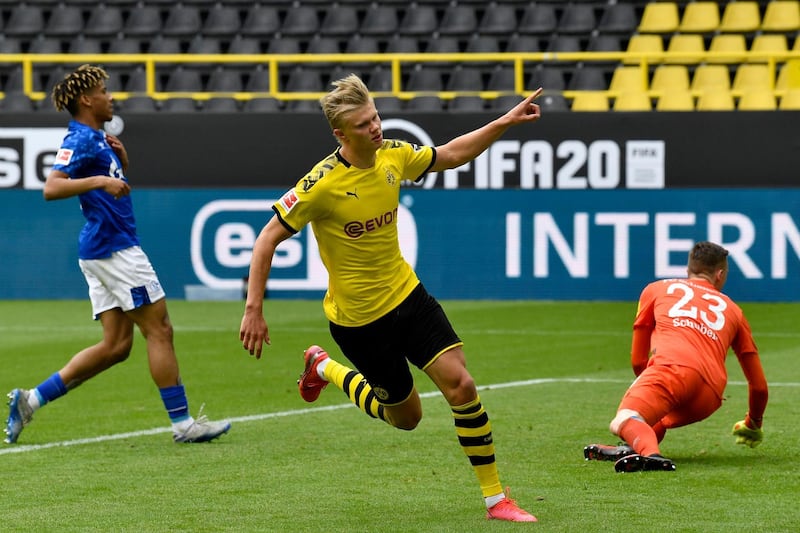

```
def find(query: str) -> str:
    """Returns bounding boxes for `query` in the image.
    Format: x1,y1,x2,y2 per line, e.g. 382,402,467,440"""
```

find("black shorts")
329,283,462,405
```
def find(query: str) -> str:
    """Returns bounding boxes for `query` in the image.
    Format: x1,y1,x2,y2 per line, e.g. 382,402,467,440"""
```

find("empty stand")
696,90,736,110
320,5,359,37
124,6,163,37
613,92,652,111
84,6,124,38
707,34,748,64
398,5,437,36
650,65,691,94
446,66,485,92
4,5,45,37
558,3,596,35
597,3,638,35
749,34,789,62
360,5,399,36
202,5,242,37
779,88,800,109
478,4,518,35
517,3,557,35
206,68,244,93
692,65,732,93
567,66,608,91
44,5,84,37
281,5,320,36
738,90,778,110
240,5,280,37
733,64,774,93
438,4,478,36
609,66,648,95
656,91,695,111
162,5,202,38
664,34,705,65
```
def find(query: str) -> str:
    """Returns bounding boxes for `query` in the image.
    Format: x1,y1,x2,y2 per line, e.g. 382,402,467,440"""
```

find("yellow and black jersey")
273,140,435,326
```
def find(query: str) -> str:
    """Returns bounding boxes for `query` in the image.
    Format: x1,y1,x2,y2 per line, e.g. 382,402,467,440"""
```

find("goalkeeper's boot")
584,443,634,461
173,407,231,443
486,488,537,522
4,389,34,444
614,453,676,473
298,345,329,403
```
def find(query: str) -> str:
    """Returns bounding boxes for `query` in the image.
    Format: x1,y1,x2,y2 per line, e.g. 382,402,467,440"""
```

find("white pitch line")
2,377,798,456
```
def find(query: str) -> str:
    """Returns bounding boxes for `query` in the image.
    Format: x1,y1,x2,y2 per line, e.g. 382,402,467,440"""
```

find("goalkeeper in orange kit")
584,241,769,472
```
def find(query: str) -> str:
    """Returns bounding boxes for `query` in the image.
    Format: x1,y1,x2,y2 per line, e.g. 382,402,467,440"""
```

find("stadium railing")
1,50,799,106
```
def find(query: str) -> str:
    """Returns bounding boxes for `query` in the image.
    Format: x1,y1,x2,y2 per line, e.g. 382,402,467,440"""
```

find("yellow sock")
452,395,503,498
323,358,386,422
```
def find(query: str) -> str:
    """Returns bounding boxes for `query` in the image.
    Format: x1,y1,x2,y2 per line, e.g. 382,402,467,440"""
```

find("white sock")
173,417,195,432
485,493,506,509
28,390,43,411
316,358,330,380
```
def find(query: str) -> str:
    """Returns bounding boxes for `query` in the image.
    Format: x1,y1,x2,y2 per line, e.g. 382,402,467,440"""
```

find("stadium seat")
398,4,437,36
490,94,525,111
203,97,240,113
719,1,761,33
691,65,732,93
68,37,102,55
448,95,486,112
373,96,403,113
240,5,280,37
0,92,35,113
164,68,204,93
242,97,282,113
344,35,380,68
281,5,320,36
3,5,45,37
505,35,541,53
405,95,445,112
625,34,664,65
596,3,638,35
678,2,720,34
246,68,272,93
478,4,518,35
779,88,800,109
42,5,83,37
123,67,148,93
202,5,242,37
656,90,695,111
186,37,223,70
761,1,800,32
284,68,324,93
385,36,420,54
737,90,778,110
637,2,680,34
161,98,199,113
732,64,774,93
517,3,557,35
162,5,202,37
120,96,158,113
124,6,162,37
650,65,691,95
696,90,735,110
538,93,570,112
571,92,609,111
568,66,608,91
424,37,461,69
706,34,748,64
613,92,652,111
438,4,478,35
206,68,244,93
664,34,705,65
776,59,800,91
546,35,582,54
406,67,444,92
528,66,566,92
609,66,648,95
360,5,398,36
366,66,395,93
320,5,359,37
84,6,124,38
446,66,485,92
0,38,22,55
487,66,517,92
749,34,789,62
558,3,596,35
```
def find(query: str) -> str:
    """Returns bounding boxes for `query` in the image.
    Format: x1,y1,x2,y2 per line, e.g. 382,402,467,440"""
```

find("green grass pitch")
0,299,798,532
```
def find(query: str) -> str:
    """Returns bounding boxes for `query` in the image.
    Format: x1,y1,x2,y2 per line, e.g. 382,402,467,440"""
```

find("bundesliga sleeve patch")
278,189,299,213
55,148,73,165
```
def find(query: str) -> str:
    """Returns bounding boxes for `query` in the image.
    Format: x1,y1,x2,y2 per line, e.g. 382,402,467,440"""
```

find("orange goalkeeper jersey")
631,277,759,399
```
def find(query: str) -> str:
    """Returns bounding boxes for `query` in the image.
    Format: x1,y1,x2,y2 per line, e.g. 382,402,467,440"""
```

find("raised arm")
430,88,543,172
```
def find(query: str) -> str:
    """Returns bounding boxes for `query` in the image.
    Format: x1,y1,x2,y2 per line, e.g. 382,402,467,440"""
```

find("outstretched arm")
430,88,543,172
239,215,294,359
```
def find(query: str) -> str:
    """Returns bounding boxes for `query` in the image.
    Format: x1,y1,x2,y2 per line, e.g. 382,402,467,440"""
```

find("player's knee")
610,409,641,435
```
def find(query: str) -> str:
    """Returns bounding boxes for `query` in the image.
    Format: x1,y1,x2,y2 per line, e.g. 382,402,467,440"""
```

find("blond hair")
51,64,108,115
319,74,372,131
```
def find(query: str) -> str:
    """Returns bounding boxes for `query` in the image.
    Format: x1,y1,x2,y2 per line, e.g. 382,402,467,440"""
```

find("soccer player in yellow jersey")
240,75,543,522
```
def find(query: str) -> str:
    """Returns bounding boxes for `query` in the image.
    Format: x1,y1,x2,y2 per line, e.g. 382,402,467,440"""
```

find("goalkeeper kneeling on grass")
584,241,769,473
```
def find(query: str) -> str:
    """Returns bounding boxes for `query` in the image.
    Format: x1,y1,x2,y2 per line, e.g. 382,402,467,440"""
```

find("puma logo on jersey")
346,189,359,199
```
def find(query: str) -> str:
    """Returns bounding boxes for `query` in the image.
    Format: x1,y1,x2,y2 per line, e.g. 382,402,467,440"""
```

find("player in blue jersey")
4,65,230,445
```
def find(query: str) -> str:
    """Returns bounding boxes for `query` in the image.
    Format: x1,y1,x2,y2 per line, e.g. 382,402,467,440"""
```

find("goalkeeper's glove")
732,419,764,448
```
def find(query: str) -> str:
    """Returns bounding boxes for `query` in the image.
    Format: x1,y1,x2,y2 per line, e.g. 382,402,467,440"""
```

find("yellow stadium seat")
609,66,648,95
656,90,695,111
749,34,789,62
571,92,610,111
696,90,736,110
779,88,800,109
638,2,680,33
738,90,778,110
776,59,800,91
795,35,800,50
761,1,800,33
691,65,731,93
625,34,664,65
651,65,691,94
678,2,720,33
719,1,761,33
665,34,705,64
733,64,773,94
707,34,747,64
613,91,652,111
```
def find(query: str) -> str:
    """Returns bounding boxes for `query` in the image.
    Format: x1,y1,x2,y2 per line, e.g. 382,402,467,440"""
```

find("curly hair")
51,64,108,115
319,74,372,132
